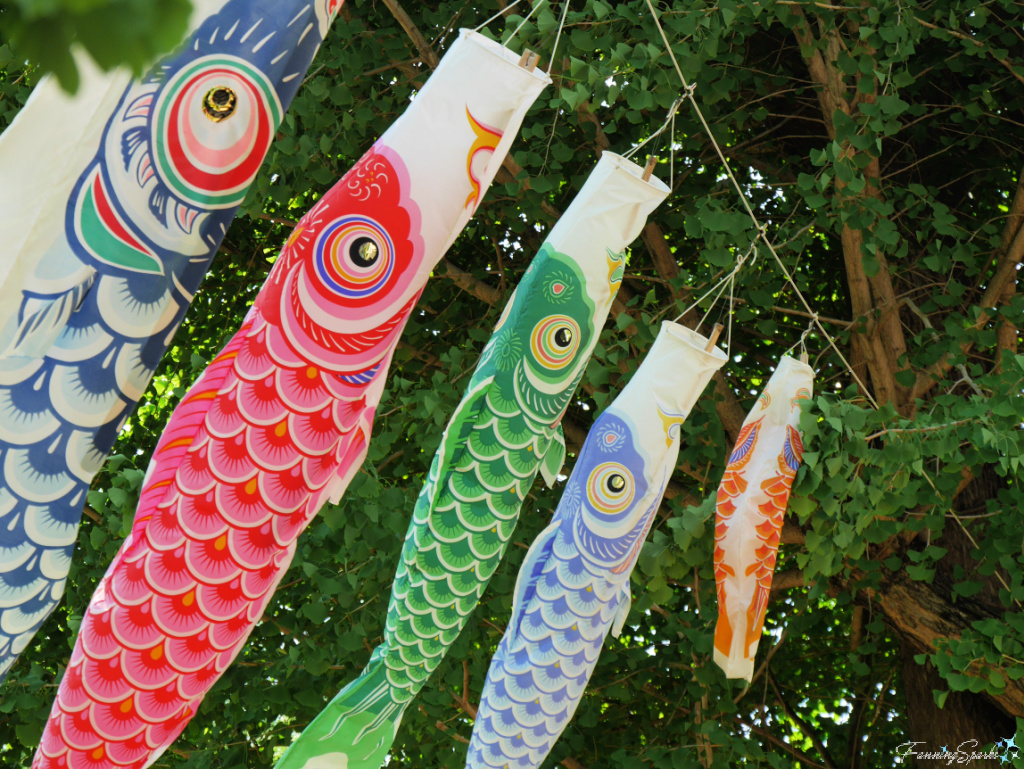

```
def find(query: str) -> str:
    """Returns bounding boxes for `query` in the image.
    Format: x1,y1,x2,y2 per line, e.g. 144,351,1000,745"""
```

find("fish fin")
713,646,755,682
326,425,370,504
508,519,560,639
148,185,170,227
2,273,96,359
120,125,148,173
611,583,632,638
427,375,494,510
539,425,566,488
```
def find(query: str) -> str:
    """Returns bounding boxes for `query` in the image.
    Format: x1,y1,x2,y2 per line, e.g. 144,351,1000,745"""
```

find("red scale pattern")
36,146,424,768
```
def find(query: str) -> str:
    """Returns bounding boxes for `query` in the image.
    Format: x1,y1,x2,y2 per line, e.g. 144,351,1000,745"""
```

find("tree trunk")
901,644,1013,768
899,473,1016,765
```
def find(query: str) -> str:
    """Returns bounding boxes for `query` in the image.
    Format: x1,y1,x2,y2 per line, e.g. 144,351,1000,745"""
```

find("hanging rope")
673,242,757,359
474,0,530,34
782,315,818,362
547,1,572,75
623,96,685,163
643,0,879,409
669,104,678,189
504,0,545,45
476,1,571,74
474,0,546,45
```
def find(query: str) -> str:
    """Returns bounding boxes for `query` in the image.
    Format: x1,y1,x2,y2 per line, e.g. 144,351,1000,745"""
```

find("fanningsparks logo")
895,735,1020,765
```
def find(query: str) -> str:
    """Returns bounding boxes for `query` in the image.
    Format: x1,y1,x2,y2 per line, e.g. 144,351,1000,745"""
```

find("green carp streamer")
276,151,668,769
277,245,618,769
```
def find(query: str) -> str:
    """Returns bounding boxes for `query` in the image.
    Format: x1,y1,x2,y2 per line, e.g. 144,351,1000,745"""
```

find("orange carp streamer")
713,355,813,680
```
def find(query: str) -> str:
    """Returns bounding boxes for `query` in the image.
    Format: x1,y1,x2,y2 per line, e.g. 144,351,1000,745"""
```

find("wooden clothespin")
705,323,724,352
518,49,540,71
642,155,658,181
800,351,809,364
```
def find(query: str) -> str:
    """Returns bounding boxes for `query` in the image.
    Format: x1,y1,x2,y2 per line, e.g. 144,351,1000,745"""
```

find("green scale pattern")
276,244,623,769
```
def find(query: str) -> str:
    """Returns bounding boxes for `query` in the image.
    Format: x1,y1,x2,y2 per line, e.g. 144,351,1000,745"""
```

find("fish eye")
203,86,237,122
530,315,581,371
350,237,379,267
587,463,635,516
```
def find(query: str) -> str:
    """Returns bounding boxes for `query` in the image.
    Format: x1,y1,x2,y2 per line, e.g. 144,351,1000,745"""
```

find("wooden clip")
800,351,809,364
642,155,658,181
705,323,724,352
518,49,539,71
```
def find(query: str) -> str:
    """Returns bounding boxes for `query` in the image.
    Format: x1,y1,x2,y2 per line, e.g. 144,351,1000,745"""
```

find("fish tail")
275,654,407,769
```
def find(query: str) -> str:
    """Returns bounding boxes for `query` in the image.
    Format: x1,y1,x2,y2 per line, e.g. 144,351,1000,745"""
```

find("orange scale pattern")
712,364,811,681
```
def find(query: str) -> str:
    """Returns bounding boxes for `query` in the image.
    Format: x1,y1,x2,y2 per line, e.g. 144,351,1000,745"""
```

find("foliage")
2,0,1024,767
0,0,192,91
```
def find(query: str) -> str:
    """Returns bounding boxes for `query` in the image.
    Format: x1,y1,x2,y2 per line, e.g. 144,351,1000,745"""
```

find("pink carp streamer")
34,30,549,769
713,355,814,680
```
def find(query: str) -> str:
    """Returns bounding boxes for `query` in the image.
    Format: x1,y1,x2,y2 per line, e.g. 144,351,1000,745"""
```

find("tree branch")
911,164,1024,399
790,7,909,409
769,673,841,769
577,101,611,154
852,567,1024,718
438,259,504,306
914,16,1024,88
381,0,439,69
771,568,807,592
732,715,828,769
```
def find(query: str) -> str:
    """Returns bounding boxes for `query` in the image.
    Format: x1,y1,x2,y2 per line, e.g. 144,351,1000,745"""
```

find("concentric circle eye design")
153,55,283,209
587,462,635,516
530,315,581,370
202,86,237,122
314,215,395,299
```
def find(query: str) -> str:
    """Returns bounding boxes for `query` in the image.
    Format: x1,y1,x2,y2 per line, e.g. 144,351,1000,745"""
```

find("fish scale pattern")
712,355,813,681
275,152,670,769
275,247,625,769
388,369,570,689
34,308,378,769
0,0,341,681
35,143,423,768
38,25,554,762
467,322,728,769
467,414,651,769
484,525,625,756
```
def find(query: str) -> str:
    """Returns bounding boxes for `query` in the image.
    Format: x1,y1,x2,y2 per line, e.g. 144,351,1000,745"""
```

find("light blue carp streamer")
466,322,727,769
0,0,339,681
275,152,670,769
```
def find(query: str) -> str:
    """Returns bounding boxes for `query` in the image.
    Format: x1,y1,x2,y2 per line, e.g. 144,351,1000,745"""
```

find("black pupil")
351,237,379,267
606,474,625,492
202,86,237,121
554,327,573,348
